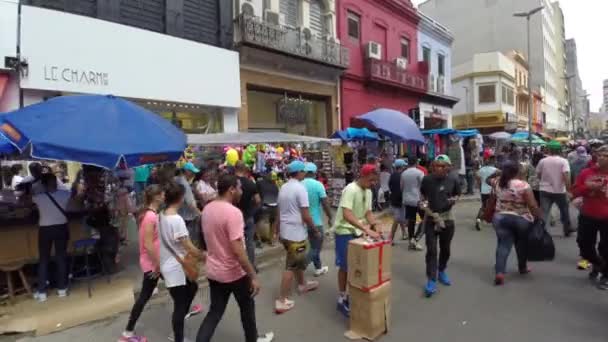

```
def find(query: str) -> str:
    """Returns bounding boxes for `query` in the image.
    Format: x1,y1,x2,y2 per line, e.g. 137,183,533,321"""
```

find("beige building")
506,51,530,129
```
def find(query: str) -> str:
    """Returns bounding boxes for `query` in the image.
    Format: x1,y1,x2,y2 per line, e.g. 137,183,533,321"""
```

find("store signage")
43,65,109,86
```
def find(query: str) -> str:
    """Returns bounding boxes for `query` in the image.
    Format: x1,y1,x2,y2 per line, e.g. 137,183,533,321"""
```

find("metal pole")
527,16,533,159
17,0,23,108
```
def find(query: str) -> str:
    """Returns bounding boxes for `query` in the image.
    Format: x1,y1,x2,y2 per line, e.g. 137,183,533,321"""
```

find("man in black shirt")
235,162,261,268
420,155,461,298
389,159,407,243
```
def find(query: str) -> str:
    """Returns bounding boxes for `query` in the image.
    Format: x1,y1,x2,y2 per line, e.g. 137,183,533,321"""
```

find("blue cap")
393,159,407,168
182,162,200,174
287,160,305,173
304,162,318,173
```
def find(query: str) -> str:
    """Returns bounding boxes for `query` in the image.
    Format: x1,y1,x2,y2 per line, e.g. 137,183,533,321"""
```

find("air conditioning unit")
366,41,382,60
236,0,263,18
395,57,408,70
264,9,285,25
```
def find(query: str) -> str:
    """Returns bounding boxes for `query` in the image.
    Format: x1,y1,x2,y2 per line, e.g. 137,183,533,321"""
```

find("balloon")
243,144,257,168
225,148,239,166
276,146,284,155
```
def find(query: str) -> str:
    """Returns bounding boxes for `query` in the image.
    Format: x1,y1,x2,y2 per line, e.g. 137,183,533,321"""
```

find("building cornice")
452,70,515,83
370,0,420,23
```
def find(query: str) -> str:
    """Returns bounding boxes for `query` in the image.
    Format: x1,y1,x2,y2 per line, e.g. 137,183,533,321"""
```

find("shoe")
589,269,600,282
314,266,329,277
274,298,295,314
297,280,319,294
519,266,532,275
33,291,47,302
578,259,591,270
257,332,275,342
495,274,505,286
475,218,482,231
438,271,452,286
564,227,575,238
336,297,350,317
409,241,423,251
57,289,68,298
424,280,437,297
597,277,608,290
185,304,203,319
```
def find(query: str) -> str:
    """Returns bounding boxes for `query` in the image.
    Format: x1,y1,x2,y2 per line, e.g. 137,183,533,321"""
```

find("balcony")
366,59,427,94
235,14,349,69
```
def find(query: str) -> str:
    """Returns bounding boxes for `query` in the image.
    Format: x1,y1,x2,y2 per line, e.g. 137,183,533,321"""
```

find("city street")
10,202,608,342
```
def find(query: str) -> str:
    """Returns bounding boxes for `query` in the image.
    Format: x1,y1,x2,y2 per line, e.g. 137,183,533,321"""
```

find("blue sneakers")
337,297,350,317
424,280,437,297
438,271,452,286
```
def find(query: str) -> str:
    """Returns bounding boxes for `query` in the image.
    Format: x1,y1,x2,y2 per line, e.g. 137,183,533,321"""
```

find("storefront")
419,102,453,129
1,5,241,133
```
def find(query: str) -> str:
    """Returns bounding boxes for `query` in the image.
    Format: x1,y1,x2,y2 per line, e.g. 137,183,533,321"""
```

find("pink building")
337,0,428,128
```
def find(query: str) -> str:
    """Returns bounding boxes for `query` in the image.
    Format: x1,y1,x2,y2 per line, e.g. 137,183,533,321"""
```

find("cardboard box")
348,281,391,341
348,238,391,291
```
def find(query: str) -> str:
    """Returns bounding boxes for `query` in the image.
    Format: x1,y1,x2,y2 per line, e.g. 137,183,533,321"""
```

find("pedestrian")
400,156,425,251
193,167,218,210
333,164,380,317
175,162,203,247
235,161,261,269
536,141,573,236
133,164,152,202
120,185,164,340
475,156,498,230
302,162,333,277
570,146,591,184
389,159,407,243
420,155,461,297
378,164,390,209
491,161,542,286
196,175,274,342
9,163,24,190
572,145,608,289
273,160,319,313
159,182,205,342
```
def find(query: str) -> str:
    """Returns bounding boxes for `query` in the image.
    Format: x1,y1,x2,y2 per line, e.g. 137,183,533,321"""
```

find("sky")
412,0,607,111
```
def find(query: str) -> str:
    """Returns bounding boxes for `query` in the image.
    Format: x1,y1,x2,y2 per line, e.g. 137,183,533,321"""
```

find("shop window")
400,38,410,61
502,84,515,106
347,11,360,40
478,84,496,104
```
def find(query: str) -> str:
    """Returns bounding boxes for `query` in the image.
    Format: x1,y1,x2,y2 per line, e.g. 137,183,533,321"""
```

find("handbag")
482,187,497,223
527,219,555,262
159,217,200,282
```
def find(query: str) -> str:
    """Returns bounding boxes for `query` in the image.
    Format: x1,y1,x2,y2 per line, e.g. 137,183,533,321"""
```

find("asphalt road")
11,203,608,342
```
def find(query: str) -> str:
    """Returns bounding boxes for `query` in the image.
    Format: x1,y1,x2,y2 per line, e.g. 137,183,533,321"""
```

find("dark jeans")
492,214,531,274
425,219,455,281
577,215,608,274
405,206,425,240
38,224,69,292
244,217,256,267
126,272,159,331
540,191,571,232
168,280,198,342
308,226,324,269
465,169,475,194
196,276,258,342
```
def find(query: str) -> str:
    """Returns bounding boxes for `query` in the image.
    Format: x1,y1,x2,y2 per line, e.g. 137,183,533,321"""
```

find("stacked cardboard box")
346,238,392,341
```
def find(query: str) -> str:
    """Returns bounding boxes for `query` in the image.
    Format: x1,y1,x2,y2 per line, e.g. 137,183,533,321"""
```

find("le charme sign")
43,65,109,87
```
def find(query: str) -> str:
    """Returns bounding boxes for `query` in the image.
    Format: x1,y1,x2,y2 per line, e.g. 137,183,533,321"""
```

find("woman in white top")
159,182,204,342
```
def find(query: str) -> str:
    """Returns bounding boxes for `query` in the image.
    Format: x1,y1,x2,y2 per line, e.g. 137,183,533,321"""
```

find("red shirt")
572,166,608,220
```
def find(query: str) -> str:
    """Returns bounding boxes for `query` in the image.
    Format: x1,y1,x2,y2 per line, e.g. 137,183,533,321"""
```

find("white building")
0,1,241,133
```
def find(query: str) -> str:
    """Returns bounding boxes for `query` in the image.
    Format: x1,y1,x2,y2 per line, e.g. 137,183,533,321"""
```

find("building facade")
506,51,531,129
337,0,427,128
603,79,608,112
234,0,348,137
565,39,586,137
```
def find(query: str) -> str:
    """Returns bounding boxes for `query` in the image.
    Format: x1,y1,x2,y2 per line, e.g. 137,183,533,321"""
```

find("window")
478,84,496,104
422,46,431,64
279,0,300,27
400,38,410,60
438,54,445,76
502,84,515,106
347,12,360,40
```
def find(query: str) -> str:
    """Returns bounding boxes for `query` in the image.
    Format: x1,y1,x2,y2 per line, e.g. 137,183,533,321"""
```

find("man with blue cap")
302,162,333,277
274,160,319,314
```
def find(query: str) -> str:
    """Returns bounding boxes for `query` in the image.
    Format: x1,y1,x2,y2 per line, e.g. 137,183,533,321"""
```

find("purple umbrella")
355,108,424,144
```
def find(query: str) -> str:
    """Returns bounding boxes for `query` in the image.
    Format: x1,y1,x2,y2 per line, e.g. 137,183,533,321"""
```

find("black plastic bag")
527,220,555,262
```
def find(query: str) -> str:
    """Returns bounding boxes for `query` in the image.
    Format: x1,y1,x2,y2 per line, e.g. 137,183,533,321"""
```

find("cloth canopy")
0,133,17,155
330,127,379,141
355,108,424,144
422,128,480,138
187,132,333,146
488,131,512,140
511,132,546,146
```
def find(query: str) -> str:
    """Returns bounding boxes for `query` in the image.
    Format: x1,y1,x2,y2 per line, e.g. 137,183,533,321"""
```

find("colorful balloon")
225,148,239,166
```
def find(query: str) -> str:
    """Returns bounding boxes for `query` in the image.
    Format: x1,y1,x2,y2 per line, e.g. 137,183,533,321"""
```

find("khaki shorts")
282,239,309,271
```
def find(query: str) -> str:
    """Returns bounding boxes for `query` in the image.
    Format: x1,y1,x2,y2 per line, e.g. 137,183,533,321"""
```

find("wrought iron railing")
366,59,427,92
235,14,349,69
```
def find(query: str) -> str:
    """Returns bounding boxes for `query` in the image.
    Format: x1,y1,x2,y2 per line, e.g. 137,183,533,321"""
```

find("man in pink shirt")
197,175,274,342
536,141,573,236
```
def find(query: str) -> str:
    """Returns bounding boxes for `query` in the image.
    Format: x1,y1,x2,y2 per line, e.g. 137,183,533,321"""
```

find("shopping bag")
482,192,496,223
526,220,555,262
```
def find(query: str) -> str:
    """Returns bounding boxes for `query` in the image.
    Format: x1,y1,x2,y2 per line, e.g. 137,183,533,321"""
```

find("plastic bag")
526,220,555,262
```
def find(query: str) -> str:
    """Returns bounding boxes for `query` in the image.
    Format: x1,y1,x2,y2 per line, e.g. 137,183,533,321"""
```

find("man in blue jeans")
235,162,261,270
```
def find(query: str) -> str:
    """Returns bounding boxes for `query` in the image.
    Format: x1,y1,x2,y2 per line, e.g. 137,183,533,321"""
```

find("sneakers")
185,304,203,319
257,332,275,342
297,280,319,294
577,259,591,270
589,268,600,282
314,266,329,277
33,291,47,302
274,298,295,314
408,241,423,251
475,218,482,231
519,267,532,275
336,296,350,317
438,271,452,286
494,274,505,286
57,289,68,298
424,280,437,297
597,277,608,290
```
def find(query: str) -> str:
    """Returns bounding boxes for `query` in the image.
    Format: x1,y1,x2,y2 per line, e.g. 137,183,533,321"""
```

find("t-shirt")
388,172,403,207
333,182,372,236
420,173,461,213
196,180,217,204
536,156,570,194
379,171,390,193
134,165,151,183
302,178,327,227
257,178,279,205
401,167,425,207
202,200,247,283
159,213,190,287
478,166,498,195
32,190,71,226
11,175,23,190
495,179,533,222
139,210,159,273
278,179,309,241
175,176,199,221
238,176,258,219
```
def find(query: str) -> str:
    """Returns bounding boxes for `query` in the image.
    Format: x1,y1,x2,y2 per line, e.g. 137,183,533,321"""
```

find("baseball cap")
393,159,408,168
434,155,452,164
360,164,378,177
304,162,318,173
182,162,200,174
287,160,305,173
547,140,562,151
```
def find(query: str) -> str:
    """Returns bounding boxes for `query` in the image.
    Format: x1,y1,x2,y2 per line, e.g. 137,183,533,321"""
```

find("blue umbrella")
355,108,424,143
330,127,379,141
0,131,17,155
0,95,186,169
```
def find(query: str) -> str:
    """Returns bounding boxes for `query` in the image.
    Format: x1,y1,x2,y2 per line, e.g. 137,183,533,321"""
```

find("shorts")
480,194,491,208
391,205,406,223
282,239,309,271
405,205,423,221
335,233,356,271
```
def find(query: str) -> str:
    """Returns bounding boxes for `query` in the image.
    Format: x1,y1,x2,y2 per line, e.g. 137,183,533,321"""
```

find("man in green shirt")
334,164,380,317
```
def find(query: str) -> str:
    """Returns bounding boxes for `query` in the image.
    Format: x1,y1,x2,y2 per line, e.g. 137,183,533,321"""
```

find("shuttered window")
279,0,299,27
309,0,327,36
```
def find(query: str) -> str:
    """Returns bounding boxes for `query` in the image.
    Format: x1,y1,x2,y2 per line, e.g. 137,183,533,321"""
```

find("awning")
422,128,479,138
187,132,333,146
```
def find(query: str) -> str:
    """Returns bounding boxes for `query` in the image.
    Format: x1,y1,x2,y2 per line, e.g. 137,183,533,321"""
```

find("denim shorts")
335,233,356,271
